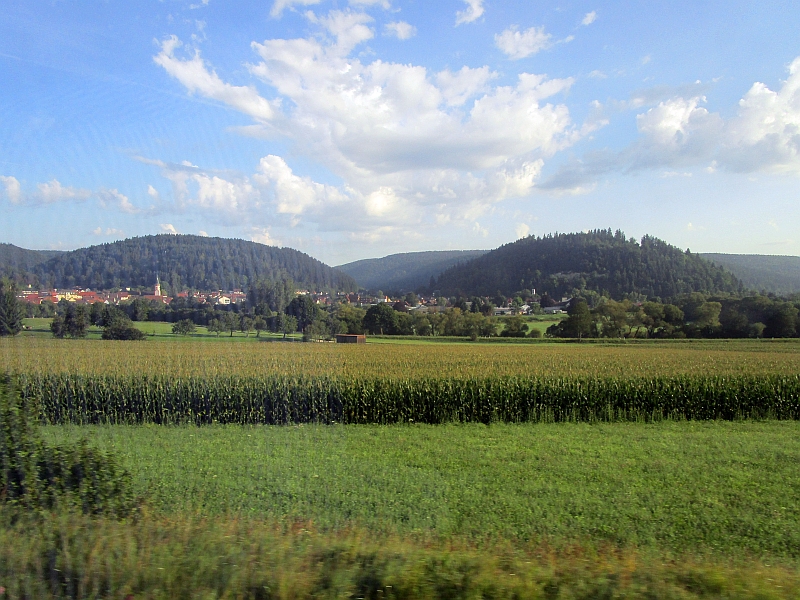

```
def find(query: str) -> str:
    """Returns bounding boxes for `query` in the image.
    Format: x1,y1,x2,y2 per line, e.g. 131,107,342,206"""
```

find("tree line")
549,293,800,339
3,276,798,341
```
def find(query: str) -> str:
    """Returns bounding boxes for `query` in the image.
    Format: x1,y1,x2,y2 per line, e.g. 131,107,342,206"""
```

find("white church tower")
154,274,162,297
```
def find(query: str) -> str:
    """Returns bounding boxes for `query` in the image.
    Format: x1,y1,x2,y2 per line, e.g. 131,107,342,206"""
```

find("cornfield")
3,339,800,424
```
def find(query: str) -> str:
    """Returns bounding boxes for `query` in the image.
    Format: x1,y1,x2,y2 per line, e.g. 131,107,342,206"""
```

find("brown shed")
335,334,366,344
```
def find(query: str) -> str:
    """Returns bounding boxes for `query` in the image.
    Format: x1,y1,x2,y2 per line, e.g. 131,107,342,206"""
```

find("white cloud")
582,11,597,26
350,0,391,8
384,21,416,40
154,36,274,122
37,179,92,204
251,227,281,246
495,26,552,60
455,0,484,25
435,66,496,106
270,0,321,18
255,154,344,218
472,221,489,237
92,227,125,237
152,14,582,239
515,223,530,239
543,56,800,191
160,223,179,234
198,230,209,237
588,70,607,79
0,175,21,203
721,56,800,173
313,10,375,53
97,188,139,213
2,176,145,212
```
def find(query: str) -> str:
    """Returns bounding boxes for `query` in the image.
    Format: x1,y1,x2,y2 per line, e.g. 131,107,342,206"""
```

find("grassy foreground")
42,421,800,558
3,509,798,600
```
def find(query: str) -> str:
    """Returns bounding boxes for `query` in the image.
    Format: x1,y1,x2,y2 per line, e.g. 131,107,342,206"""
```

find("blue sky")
1,0,799,265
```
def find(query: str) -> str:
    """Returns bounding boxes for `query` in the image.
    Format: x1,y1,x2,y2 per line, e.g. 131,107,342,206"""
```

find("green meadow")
41,420,800,558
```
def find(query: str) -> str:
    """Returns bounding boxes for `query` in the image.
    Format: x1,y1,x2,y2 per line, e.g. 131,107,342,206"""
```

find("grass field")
40,421,800,558
21,318,303,342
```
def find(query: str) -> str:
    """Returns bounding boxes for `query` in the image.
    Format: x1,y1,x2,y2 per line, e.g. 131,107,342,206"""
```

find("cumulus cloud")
582,11,597,26
37,179,92,204
384,21,416,40
255,155,345,218
350,0,391,8
160,223,179,234
0,175,21,203
152,10,585,238
270,0,321,18
495,26,552,60
1,176,148,212
435,66,496,106
455,0,484,25
251,227,281,246
154,36,274,122
92,227,125,237
97,188,139,213
198,230,209,237
543,56,800,191
515,223,530,239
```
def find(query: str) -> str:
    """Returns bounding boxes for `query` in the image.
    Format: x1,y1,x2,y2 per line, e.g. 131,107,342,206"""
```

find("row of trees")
4,275,798,342
549,293,800,339
50,302,146,340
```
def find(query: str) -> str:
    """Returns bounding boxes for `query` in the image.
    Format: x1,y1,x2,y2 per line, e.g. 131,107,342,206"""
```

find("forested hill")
432,231,743,300
0,243,63,278
337,250,487,292
700,253,800,295
15,235,357,292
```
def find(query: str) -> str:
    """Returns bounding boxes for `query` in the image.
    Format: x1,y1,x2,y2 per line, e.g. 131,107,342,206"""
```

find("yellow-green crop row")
3,339,800,424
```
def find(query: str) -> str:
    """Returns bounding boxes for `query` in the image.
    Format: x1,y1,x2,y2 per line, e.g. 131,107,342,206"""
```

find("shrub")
102,317,146,341
0,377,135,516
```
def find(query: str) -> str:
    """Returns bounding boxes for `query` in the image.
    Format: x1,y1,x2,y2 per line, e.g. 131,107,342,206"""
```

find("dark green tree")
51,303,89,338
500,315,528,338
561,300,593,339
253,315,267,338
207,318,224,337
172,319,197,336
0,278,23,336
103,317,146,340
286,295,320,333
364,303,398,335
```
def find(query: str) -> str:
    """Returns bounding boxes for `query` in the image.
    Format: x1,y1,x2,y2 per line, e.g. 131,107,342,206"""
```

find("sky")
1,0,799,266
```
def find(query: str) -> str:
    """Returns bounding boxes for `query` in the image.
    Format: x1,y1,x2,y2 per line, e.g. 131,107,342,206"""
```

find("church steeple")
154,274,162,297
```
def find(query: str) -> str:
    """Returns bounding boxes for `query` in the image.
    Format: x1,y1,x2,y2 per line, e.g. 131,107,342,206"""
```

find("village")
14,277,570,316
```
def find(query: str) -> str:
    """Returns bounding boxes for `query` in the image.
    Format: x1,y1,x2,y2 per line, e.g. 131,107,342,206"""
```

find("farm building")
335,334,366,344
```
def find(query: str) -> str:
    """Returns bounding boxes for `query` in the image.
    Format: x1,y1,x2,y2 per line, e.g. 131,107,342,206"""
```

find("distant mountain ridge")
700,253,800,295
0,243,63,278
337,250,488,292
1,235,356,293
432,230,743,300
